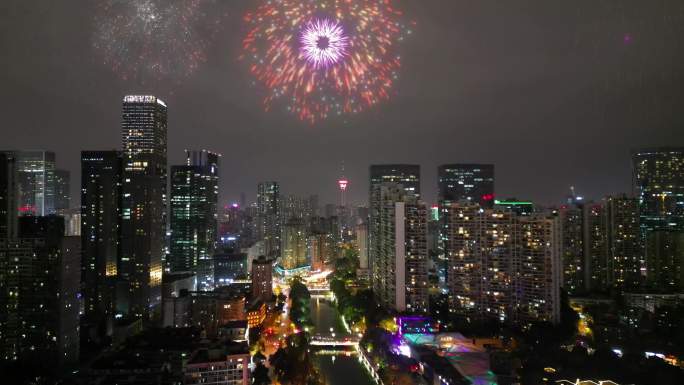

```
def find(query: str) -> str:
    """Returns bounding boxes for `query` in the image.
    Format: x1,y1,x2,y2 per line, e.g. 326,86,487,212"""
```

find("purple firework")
299,18,349,69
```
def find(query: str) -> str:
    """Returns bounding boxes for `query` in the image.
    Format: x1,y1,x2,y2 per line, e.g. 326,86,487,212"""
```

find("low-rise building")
184,341,250,385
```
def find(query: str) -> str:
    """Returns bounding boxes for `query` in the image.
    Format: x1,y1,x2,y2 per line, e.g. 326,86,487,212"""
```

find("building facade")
169,150,219,291
0,216,80,366
443,203,561,324
605,195,642,289
279,217,308,272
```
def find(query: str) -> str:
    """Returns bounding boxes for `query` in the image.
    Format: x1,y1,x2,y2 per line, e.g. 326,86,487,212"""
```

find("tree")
252,362,271,385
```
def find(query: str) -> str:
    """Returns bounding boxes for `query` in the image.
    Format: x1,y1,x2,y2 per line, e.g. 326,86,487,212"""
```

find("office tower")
438,164,495,208
54,169,70,213
0,216,80,366
257,182,280,258
0,153,17,238
371,183,428,313
251,255,273,301
169,150,219,291
443,203,560,324
119,95,167,318
370,165,421,198
605,195,642,289
1,150,57,216
633,148,684,231
279,217,308,273
81,151,122,336
633,148,684,292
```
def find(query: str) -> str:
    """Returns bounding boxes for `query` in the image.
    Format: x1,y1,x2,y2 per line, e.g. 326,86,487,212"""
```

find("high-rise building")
369,165,420,281
0,216,80,366
586,203,608,291
0,153,17,239
371,183,428,313
279,217,308,273
257,182,280,258
54,169,70,213
558,203,585,294
169,150,219,291
558,198,610,294
633,148,684,293
1,150,57,216
119,95,167,318
251,255,273,301
80,151,122,337
605,195,642,289
633,148,684,232
438,164,495,208
370,165,421,198
443,203,561,324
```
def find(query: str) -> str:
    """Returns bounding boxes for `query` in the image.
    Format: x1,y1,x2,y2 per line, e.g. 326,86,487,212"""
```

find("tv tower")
338,163,349,207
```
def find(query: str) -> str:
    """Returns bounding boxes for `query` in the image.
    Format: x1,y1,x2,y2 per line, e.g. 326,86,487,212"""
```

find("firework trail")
93,0,222,81
242,0,412,123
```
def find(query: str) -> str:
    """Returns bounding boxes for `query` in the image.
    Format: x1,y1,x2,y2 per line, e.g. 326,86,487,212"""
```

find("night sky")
1,0,683,207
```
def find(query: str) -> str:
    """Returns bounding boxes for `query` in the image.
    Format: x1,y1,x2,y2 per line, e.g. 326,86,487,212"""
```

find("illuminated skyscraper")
633,148,684,292
371,183,428,313
169,150,219,291
1,150,57,216
438,164,494,208
257,182,280,258
80,151,122,337
633,148,684,232
119,95,167,318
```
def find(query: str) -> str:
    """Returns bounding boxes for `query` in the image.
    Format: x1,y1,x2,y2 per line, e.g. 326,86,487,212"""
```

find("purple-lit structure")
300,18,349,69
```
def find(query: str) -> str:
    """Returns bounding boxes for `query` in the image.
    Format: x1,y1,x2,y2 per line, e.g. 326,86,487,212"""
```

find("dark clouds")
1,0,683,207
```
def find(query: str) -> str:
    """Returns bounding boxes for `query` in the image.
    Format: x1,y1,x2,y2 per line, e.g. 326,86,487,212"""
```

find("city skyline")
2,2,684,384
2,1,683,206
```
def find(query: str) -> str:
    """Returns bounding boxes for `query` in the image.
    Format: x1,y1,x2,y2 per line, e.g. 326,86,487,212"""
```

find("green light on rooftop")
494,200,533,206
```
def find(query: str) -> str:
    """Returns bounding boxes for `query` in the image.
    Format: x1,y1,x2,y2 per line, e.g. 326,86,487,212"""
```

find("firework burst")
242,0,411,123
93,0,222,81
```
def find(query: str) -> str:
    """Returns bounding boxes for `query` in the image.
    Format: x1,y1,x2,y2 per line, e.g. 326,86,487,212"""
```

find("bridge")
309,335,359,347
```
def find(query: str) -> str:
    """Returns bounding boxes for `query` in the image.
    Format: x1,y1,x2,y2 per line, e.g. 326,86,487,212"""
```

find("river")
310,298,375,385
